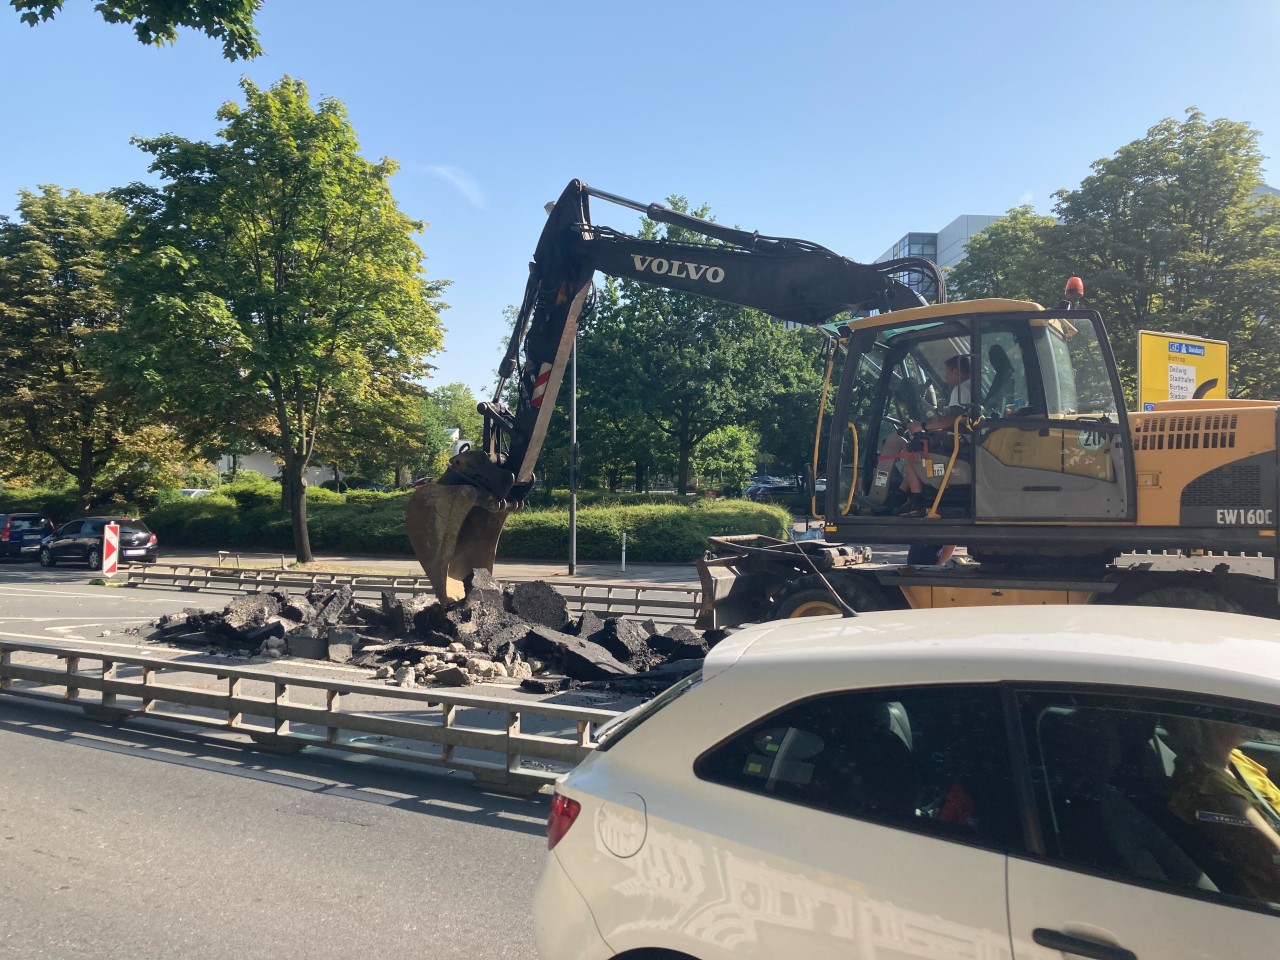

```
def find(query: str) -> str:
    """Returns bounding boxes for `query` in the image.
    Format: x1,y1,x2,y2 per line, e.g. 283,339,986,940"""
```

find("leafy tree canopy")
949,109,1280,400
109,76,447,560
0,185,169,509
11,0,263,59
580,200,827,494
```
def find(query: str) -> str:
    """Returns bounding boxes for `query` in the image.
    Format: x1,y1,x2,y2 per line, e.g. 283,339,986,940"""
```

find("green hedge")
4,484,792,562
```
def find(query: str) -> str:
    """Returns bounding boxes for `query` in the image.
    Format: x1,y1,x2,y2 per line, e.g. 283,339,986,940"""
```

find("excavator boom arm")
407,179,944,600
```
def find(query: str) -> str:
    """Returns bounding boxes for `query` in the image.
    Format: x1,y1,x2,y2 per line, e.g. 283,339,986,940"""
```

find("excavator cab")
822,300,1137,557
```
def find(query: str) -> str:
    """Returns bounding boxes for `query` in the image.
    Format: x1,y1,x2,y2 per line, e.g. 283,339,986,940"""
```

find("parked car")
39,516,158,568
745,480,798,502
535,604,1280,959
0,512,55,560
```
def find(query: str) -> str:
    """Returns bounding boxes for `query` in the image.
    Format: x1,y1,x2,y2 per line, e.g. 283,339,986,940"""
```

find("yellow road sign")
1137,330,1229,410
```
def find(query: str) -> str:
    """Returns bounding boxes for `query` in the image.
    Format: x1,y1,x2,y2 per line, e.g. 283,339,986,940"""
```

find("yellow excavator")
407,180,1280,626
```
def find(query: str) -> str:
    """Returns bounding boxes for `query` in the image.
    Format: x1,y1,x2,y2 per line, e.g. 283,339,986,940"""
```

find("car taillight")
547,792,582,850
0,517,8,542
148,533,157,544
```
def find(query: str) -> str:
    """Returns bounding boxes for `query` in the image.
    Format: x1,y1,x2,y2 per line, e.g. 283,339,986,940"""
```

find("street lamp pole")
568,336,578,575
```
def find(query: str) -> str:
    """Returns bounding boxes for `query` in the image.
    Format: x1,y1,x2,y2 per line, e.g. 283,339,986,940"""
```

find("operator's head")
945,354,971,382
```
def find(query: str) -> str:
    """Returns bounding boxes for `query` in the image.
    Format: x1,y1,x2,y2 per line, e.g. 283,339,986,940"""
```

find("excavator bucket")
405,483,509,603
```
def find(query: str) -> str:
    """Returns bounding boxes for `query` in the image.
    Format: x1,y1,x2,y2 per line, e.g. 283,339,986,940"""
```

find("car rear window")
9,516,46,532
120,521,151,535
595,670,703,751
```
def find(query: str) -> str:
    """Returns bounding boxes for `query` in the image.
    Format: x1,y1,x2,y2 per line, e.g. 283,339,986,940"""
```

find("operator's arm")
908,408,964,434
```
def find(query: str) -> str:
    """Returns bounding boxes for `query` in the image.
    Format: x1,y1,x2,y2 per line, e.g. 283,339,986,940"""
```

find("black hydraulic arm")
450,179,945,504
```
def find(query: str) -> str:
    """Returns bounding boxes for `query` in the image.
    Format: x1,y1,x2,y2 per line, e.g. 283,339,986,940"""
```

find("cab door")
972,313,1135,522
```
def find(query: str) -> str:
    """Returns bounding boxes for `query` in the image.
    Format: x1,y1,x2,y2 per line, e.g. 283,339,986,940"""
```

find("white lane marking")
0,629,87,642
49,624,101,633
0,619,151,627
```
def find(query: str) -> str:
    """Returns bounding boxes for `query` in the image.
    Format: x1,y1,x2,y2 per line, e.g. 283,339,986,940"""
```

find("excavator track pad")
405,483,509,603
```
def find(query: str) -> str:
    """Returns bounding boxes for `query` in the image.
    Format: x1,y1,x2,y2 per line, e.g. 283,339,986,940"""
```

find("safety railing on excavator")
122,563,702,624
0,639,624,795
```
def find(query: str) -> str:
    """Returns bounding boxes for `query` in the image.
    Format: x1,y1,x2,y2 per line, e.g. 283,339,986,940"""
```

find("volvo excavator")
406,179,1280,627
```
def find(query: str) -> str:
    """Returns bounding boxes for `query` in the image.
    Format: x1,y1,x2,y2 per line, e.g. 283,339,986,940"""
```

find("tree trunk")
284,458,313,563
677,442,693,495
76,435,94,513
634,461,649,493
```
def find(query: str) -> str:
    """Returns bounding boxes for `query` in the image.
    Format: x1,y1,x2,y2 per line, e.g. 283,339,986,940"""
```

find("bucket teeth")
405,484,509,602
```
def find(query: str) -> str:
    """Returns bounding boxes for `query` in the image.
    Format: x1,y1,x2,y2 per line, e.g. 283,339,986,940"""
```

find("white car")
534,604,1280,959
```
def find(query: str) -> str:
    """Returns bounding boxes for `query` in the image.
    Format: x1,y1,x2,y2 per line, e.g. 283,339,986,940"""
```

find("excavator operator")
878,354,972,517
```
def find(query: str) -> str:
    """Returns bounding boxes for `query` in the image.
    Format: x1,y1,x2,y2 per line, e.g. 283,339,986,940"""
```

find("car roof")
704,605,1280,706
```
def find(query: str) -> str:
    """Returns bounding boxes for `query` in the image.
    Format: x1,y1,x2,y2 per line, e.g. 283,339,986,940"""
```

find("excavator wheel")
773,574,890,619
405,483,509,603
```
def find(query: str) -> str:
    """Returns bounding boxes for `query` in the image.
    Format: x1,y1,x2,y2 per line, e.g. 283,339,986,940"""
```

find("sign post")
103,522,119,576
1137,330,1229,411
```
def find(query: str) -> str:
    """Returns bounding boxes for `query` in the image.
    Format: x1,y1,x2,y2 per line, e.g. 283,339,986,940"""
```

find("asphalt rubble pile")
146,570,713,695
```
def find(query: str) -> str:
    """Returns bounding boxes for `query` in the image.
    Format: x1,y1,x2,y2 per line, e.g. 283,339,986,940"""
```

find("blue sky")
4,1,1278,396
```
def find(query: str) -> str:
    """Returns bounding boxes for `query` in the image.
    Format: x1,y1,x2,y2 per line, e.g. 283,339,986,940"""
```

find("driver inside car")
870,355,972,516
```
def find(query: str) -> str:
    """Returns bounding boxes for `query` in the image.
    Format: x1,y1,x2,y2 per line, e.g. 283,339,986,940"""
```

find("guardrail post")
63,655,81,701
439,703,454,763
228,677,242,728
141,665,154,713
507,710,522,778
102,660,117,709
576,719,592,749
326,690,342,743
274,682,290,736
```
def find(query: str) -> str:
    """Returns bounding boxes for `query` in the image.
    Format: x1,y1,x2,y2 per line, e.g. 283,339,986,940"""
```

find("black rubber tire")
39,547,55,568
87,546,102,571
1126,585,1246,614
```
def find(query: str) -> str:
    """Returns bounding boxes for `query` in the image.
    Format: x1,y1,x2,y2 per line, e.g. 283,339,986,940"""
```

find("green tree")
947,206,1060,303
580,203,822,495
692,424,759,495
0,186,160,510
11,0,263,59
428,382,483,449
748,325,830,479
110,77,446,561
1053,109,1280,398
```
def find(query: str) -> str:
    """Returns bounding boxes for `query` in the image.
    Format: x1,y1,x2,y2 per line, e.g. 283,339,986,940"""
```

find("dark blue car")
0,513,55,560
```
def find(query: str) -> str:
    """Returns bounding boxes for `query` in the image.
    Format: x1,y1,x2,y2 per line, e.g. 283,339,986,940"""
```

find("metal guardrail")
0,639,623,795
124,563,702,624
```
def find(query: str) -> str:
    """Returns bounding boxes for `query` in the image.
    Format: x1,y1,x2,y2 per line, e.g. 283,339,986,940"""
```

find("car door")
77,519,102,560
50,520,83,559
1006,688,1280,959
655,683,1023,959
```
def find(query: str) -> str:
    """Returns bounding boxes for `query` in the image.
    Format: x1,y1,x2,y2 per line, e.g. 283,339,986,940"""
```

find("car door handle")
1033,928,1136,960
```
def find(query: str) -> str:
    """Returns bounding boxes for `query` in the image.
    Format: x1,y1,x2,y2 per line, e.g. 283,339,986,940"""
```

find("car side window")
83,520,102,534
695,684,1021,851
1017,690,1280,911
59,520,84,536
